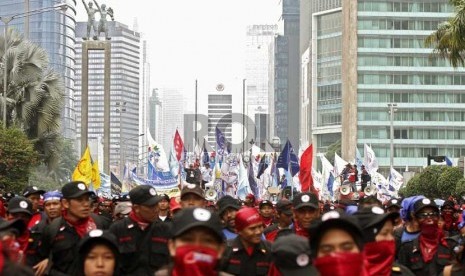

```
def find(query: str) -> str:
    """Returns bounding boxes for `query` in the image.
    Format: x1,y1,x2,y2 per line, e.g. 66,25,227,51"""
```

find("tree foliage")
1,29,64,171
456,178,465,197
325,139,341,165
425,0,465,67
403,165,464,198
0,127,38,192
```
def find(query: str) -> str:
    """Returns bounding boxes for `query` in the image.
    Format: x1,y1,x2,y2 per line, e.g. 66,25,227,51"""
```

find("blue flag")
276,140,300,176
445,156,453,166
215,127,226,156
110,172,122,196
202,140,209,165
248,160,259,197
327,173,334,197
257,154,268,179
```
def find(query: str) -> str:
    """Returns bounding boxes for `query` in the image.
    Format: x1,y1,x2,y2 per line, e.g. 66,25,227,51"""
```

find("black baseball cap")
62,181,95,199
272,234,318,276
413,197,439,215
129,185,161,206
22,186,45,198
309,210,364,257
354,206,400,243
276,199,293,215
216,195,241,216
0,218,26,236
7,197,33,216
293,192,319,210
160,194,170,201
78,229,118,255
259,200,274,209
385,198,401,209
181,184,205,199
171,207,224,242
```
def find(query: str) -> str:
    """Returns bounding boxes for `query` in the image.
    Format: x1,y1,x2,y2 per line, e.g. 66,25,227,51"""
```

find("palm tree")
425,0,465,67
1,29,65,171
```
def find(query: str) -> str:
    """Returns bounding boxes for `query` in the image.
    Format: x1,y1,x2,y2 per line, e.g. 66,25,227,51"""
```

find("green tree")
456,178,465,197
0,127,38,192
325,139,341,165
402,173,422,197
425,0,465,67
437,166,464,198
1,29,64,171
48,138,78,184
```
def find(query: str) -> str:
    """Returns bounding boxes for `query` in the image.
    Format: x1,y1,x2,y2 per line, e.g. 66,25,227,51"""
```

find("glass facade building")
0,0,78,139
356,0,465,169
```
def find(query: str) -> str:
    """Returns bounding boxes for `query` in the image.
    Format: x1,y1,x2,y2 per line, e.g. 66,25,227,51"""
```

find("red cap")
235,207,262,232
170,197,181,213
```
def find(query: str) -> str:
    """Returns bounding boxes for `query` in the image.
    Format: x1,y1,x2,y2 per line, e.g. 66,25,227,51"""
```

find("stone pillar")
81,41,111,174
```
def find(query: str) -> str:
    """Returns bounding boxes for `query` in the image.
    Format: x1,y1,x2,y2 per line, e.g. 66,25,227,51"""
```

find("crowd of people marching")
0,181,463,275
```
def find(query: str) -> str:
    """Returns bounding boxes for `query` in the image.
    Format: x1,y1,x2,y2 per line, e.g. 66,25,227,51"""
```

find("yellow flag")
91,160,101,190
72,146,93,186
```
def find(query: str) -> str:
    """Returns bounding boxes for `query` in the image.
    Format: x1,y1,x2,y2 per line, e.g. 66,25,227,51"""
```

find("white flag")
389,167,404,191
364,144,379,174
334,152,348,176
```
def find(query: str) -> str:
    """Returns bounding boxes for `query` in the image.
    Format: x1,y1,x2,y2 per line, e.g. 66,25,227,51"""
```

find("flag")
146,128,169,171
236,157,251,200
334,152,348,177
168,147,179,178
320,154,335,198
277,140,300,177
299,144,314,193
110,172,122,196
389,167,404,191
364,144,379,173
257,154,268,179
445,156,453,166
174,129,184,161
91,160,101,190
355,147,364,168
201,140,209,166
248,160,259,197
215,127,227,156
72,146,93,186
311,167,322,192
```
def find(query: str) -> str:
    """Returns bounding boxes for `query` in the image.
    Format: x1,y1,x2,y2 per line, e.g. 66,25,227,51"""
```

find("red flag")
299,144,316,195
173,130,184,161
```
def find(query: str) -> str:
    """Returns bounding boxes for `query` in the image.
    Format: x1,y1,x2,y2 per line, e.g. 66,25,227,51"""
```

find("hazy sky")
76,0,278,91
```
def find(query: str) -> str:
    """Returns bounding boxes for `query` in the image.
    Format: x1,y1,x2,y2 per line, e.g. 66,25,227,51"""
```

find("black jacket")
220,236,272,276
109,217,171,276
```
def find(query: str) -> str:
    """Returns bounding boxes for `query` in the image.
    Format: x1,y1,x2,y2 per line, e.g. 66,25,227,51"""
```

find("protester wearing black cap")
309,210,367,276
109,185,171,275
158,194,171,222
155,207,230,276
441,200,459,237
258,200,274,228
268,234,318,276
291,192,320,238
216,195,241,241
264,199,293,242
5,197,33,263
75,229,120,276
22,186,45,213
397,197,455,275
180,183,206,208
36,181,106,276
354,206,414,276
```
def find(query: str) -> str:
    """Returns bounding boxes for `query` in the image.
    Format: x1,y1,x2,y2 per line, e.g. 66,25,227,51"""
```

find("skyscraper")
300,0,465,171
75,21,140,175
0,0,78,139
245,24,278,148
160,87,184,153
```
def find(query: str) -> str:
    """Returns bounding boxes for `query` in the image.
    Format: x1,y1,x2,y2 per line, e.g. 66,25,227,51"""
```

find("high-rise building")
269,0,300,150
1,0,78,139
148,89,162,143
75,21,140,175
160,88,184,153
140,40,150,161
245,24,278,148
300,0,465,171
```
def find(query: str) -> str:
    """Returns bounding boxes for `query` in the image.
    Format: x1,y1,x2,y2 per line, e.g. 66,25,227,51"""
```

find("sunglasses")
416,212,439,219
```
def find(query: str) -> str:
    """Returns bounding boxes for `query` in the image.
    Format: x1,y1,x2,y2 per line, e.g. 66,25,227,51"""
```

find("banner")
130,171,178,188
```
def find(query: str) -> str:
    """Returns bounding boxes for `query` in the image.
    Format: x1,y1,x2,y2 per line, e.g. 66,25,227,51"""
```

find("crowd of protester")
0,181,463,275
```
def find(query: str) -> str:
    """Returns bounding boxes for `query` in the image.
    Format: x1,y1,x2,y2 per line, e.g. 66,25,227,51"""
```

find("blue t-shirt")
401,229,420,243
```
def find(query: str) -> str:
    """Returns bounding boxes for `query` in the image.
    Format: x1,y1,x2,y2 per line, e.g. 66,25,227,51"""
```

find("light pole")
1,3,68,129
388,103,398,170
119,133,144,180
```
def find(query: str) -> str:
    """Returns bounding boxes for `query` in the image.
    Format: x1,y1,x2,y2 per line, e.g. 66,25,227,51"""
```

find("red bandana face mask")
314,252,365,276
172,244,219,276
419,222,439,263
364,240,395,276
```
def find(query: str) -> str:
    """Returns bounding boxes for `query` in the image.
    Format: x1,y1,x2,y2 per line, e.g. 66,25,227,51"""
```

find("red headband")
235,207,263,232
